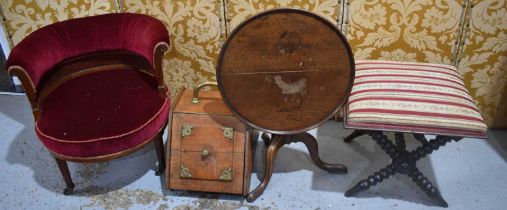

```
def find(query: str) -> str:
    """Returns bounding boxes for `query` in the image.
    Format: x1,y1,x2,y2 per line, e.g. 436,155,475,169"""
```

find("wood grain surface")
167,89,252,194
217,9,354,134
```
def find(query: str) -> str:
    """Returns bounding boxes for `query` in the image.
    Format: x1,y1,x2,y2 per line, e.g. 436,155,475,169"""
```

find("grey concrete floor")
0,94,506,210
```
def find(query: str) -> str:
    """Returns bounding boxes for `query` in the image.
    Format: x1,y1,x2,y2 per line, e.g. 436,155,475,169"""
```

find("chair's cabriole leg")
345,164,396,197
54,157,75,195
154,134,165,176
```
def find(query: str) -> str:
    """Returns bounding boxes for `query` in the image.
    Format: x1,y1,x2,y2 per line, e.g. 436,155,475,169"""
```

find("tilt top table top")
216,8,355,134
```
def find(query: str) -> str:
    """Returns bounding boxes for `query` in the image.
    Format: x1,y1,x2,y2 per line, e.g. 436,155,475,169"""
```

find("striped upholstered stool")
343,60,488,207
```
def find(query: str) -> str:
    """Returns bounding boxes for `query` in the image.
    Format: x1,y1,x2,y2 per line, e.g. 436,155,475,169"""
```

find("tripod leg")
246,135,286,202
261,133,271,146
293,132,347,173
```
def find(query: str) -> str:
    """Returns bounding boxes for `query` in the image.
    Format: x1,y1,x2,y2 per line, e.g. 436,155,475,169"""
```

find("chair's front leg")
54,157,75,195
154,133,165,176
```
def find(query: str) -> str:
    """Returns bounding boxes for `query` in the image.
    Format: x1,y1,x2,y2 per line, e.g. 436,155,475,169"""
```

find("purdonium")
166,82,254,195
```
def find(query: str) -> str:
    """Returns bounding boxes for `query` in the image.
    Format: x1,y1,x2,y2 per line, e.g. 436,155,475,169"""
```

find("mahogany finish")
216,9,354,201
166,88,254,195
247,133,348,201
217,9,354,134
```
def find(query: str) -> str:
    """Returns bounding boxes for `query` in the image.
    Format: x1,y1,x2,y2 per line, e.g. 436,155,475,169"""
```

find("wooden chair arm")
7,66,39,120
153,42,170,98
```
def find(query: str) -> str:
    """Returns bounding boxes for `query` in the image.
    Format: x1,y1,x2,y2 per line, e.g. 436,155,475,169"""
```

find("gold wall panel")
0,0,117,46
123,0,226,100
345,0,465,64
225,0,343,32
458,0,507,128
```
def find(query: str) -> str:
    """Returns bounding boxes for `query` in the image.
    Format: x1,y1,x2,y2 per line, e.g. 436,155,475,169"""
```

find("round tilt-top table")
216,8,355,201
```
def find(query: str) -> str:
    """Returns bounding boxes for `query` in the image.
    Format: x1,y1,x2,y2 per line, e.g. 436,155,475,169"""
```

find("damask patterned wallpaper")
345,0,464,64
225,0,343,31
457,0,507,128
122,0,226,100
1,0,506,128
0,0,116,46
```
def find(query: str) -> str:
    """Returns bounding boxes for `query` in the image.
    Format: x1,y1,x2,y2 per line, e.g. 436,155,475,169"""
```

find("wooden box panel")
166,89,253,195
171,113,245,153
179,117,234,153
180,151,233,181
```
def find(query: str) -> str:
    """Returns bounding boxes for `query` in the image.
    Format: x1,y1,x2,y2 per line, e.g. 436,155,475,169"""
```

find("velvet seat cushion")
6,13,169,89
36,69,169,158
345,60,487,138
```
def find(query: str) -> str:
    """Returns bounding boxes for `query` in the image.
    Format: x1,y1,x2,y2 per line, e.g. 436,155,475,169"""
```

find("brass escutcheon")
200,148,209,160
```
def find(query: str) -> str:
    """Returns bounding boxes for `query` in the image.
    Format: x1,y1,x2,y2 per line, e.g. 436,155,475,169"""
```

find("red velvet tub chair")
6,13,170,194
343,60,488,207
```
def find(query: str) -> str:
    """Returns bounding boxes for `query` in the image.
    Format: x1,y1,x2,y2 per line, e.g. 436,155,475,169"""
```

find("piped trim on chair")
36,99,168,143
49,125,164,162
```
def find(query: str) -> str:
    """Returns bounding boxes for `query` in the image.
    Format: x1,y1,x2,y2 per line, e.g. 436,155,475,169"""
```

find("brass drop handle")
192,81,218,104
200,148,210,160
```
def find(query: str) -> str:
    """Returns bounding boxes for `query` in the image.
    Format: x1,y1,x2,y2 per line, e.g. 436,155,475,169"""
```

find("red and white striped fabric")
345,60,488,138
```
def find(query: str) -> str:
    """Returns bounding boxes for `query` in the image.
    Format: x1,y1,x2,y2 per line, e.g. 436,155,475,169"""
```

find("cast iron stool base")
246,132,348,202
344,130,462,208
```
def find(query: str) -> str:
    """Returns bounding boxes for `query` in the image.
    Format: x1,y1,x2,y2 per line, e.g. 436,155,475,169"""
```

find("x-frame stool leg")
344,130,462,207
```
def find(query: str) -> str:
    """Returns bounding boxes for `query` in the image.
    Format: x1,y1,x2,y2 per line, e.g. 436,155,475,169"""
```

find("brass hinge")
180,165,192,178
181,125,192,137
223,127,234,139
219,168,232,181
